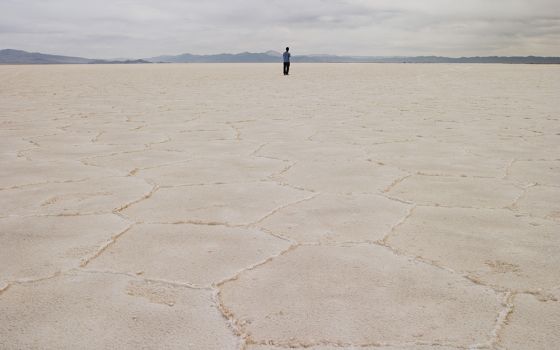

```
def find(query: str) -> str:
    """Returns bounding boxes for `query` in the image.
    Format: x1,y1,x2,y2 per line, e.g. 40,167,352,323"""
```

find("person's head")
285,47,289,52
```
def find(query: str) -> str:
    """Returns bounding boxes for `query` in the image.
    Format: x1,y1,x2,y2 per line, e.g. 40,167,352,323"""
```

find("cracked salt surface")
1,63,560,349
86,224,291,286
0,272,238,349
219,244,500,347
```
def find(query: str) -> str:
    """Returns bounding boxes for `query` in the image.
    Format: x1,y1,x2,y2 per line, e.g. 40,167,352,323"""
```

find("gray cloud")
0,0,558,58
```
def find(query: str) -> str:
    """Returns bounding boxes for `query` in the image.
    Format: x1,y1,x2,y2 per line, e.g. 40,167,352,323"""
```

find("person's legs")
286,62,290,75
283,62,288,75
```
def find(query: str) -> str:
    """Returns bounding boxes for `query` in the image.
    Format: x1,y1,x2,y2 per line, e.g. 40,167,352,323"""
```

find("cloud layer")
1,0,559,58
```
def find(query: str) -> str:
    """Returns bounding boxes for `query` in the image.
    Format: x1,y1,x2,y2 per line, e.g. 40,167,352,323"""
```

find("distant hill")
0,49,93,64
2,49,559,64
0,49,151,64
89,59,151,64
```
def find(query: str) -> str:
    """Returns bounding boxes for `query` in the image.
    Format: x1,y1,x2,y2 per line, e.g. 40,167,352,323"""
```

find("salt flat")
1,63,559,349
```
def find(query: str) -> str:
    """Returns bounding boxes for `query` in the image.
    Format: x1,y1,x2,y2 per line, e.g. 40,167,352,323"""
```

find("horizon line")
2,48,560,60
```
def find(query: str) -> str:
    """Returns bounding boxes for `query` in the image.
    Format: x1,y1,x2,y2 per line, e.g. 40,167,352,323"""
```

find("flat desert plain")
1,63,559,349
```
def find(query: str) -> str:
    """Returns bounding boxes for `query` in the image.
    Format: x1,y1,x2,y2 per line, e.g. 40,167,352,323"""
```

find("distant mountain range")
147,51,282,63
2,49,560,64
147,51,560,64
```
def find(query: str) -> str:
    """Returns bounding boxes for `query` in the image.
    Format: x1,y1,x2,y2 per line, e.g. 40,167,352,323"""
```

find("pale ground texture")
0,63,559,350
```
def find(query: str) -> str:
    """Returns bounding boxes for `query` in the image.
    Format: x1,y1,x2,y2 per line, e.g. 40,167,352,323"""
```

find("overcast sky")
1,0,559,58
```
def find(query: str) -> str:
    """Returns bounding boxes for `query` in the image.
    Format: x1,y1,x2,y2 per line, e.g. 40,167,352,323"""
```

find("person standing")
283,47,291,75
